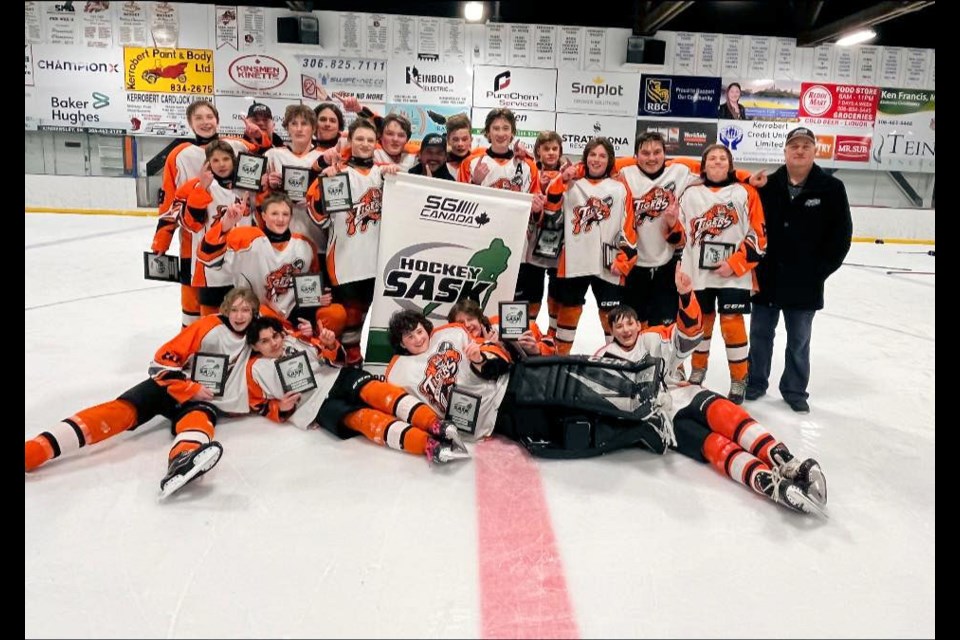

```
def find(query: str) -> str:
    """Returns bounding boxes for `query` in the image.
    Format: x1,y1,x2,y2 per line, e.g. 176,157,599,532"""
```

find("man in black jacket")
745,127,852,413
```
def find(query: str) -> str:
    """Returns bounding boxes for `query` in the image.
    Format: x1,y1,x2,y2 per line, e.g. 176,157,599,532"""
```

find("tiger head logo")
633,186,674,228
264,258,305,301
418,341,462,413
346,187,382,236
691,202,739,245
571,196,613,234
489,177,522,192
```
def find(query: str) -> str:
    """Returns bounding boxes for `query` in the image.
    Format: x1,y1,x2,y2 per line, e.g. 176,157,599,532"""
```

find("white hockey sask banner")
365,173,531,367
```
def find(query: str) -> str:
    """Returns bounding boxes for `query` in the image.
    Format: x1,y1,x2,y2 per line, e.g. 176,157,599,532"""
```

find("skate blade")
158,446,222,499
806,471,828,507
796,492,829,519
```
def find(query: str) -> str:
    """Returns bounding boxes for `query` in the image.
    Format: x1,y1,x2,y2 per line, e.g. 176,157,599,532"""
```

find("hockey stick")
897,250,936,256
843,262,912,271
886,270,935,275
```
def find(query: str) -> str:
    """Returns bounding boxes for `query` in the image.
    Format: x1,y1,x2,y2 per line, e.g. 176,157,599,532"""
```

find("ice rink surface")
25,213,934,638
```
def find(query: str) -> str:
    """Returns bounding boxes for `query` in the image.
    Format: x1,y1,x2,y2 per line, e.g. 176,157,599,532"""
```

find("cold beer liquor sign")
124,47,214,94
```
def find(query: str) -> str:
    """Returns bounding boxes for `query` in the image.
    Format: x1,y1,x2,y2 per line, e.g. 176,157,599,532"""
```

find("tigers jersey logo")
571,196,612,234
264,258,305,301
418,341,462,413
691,203,739,245
490,177,522,192
346,188,382,236
634,186,673,228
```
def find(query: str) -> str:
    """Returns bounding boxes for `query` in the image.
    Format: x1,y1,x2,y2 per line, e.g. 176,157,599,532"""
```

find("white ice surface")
25,214,934,638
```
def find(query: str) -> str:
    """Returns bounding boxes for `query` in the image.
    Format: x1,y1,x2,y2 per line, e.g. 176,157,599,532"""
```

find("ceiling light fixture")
464,1,485,23
835,29,877,46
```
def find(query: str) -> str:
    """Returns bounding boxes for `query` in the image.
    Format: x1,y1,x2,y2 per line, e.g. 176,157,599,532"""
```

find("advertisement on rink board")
555,112,636,157
638,118,718,159
386,57,473,107
365,174,530,368
124,47,214,95
126,92,193,137
470,107,557,149
638,74,722,119
472,65,558,111
871,87,935,173
296,55,387,104
214,51,297,99
36,86,129,134
556,68,641,117
716,120,791,164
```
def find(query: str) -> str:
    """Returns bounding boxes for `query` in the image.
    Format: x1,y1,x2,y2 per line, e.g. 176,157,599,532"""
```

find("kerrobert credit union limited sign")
124,47,214,95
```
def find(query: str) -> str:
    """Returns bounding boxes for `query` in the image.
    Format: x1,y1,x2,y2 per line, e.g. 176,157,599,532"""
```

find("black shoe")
786,398,810,414
744,386,765,401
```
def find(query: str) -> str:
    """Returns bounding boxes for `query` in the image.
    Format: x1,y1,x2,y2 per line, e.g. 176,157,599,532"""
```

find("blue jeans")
747,305,816,402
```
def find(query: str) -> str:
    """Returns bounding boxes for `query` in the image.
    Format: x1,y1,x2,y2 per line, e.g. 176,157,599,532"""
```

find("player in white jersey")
373,112,420,171
25,288,261,498
457,109,547,313
385,310,672,457
307,118,400,365
447,298,557,358
543,137,637,354
245,317,468,464
594,267,825,515
616,132,699,327
151,99,271,326
176,141,256,316
198,193,333,340
385,312,513,440
524,131,568,336
261,106,326,257
679,144,767,403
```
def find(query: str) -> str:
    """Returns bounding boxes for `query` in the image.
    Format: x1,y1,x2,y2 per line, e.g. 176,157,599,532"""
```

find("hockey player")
615,131,692,328
307,118,400,366
245,317,468,464
679,144,767,403
175,141,255,316
594,265,825,516
385,310,669,457
444,113,474,176
522,130,567,334
457,108,547,313
375,113,420,171
25,288,261,498
446,298,556,357
261,106,325,252
543,137,637,354
150,99,272,327
197,193,343,339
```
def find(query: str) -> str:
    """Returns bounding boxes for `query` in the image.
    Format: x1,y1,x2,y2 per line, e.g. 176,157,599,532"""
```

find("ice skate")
159,441,223,499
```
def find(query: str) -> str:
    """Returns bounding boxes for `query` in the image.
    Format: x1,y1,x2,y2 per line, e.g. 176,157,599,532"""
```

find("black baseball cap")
785,126,816,145
421,133,446,149
247,102,272,118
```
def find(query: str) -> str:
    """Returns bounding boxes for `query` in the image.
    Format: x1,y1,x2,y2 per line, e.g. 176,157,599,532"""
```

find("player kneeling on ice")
594,263,827,516
246,317,468,465
25,287,262,498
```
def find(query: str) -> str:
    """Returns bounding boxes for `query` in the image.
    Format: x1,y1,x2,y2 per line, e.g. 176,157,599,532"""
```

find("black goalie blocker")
495,355,669,459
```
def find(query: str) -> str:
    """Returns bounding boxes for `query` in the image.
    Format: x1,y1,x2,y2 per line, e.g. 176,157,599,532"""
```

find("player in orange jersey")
25,288,261,498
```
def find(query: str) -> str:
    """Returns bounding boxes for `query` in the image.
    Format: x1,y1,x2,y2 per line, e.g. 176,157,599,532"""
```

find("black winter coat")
752,164,852,310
